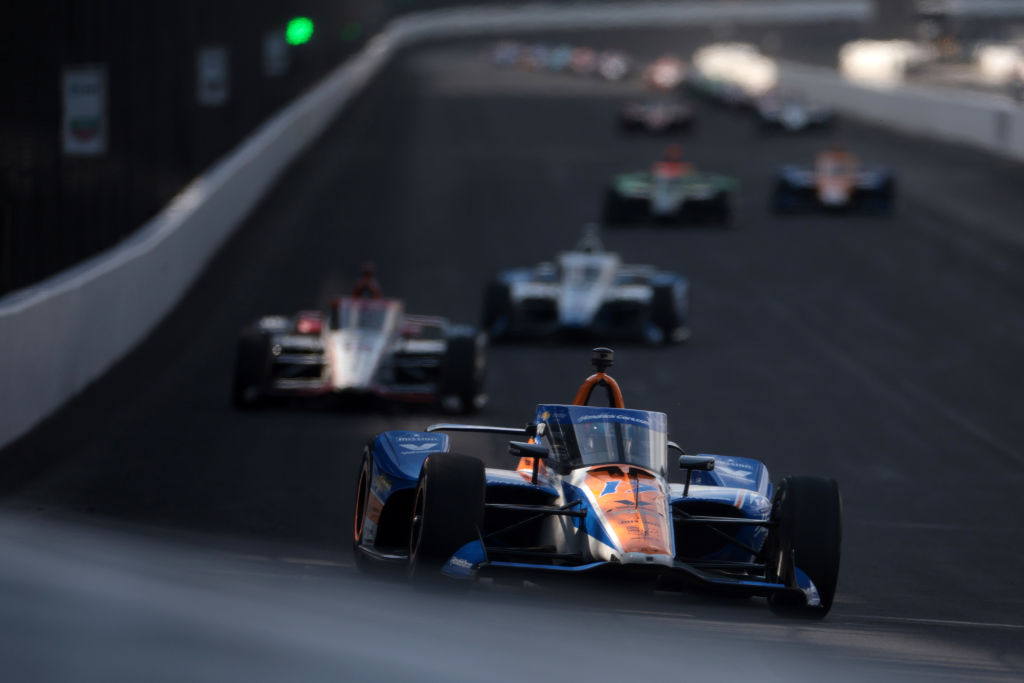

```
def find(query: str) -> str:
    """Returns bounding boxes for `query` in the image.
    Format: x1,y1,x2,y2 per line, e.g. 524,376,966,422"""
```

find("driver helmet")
576,224,604,253
663,144,684,162
579,421,611,457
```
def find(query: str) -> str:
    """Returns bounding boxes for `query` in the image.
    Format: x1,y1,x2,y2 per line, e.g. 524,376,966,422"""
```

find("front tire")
482,282,511,339
772,180,806,215
408,453,486,579
603,188,645,226
867,178,895,214
232,330,271,409
352,447,375,573
767,476,842,618
707,192,732,227
651,282,690,344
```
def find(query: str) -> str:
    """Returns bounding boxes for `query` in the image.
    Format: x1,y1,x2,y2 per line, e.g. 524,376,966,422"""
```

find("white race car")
483,230,690,344
756,90,836,132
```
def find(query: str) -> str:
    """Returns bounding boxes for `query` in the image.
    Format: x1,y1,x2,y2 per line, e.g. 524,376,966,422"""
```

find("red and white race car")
232,269,486,413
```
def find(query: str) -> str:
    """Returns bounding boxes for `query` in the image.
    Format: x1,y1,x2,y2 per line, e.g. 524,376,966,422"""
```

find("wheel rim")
409,472,427,564
768,483,789,584
353,459,368,543
474,335,487,387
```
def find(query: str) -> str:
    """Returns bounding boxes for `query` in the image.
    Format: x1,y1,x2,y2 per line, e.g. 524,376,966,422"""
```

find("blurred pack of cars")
489,40,633,81
236,39,897,413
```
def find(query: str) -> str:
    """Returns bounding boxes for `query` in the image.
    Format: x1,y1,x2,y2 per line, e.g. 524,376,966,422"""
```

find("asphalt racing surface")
3,23,1024,682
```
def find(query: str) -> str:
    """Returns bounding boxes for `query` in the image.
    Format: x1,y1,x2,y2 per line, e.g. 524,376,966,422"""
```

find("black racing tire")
708,192,732,227
232,330,271,409
440,333,486,414
408,453,486,579
602,188,625,224
618,117,641,132
767,476,843,618
683,192,730,226
817,114,838,131
352,445,376,573
872,178,896,214
854,181,895,215
651,283,689,344
771,189,791,214
602,188,644,226
482,282,511,338
771,180,803,215
673,116,695,133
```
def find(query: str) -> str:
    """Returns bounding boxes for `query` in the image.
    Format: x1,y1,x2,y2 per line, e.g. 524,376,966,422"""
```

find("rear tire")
618,117,641,132
603,188,645,225
771,180,806,215
482,282,511,339
440,333,486,414
232,330,270,409
871,178,895,214
651,282,689,344
707,192,732,227
408,454,486,579
767,476,842,618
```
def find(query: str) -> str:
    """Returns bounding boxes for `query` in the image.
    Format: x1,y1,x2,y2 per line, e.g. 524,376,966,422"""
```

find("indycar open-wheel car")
352,348,842,617
483,228,690,344
232,268,486,413
603,146,735,226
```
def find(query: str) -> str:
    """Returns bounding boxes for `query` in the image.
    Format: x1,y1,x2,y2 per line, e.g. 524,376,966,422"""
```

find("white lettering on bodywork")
400,442,438,451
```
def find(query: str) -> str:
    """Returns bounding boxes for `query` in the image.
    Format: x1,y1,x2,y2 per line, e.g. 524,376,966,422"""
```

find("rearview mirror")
509,441,548,485
509,441,548,459
678,455,714,471
679,455,715,497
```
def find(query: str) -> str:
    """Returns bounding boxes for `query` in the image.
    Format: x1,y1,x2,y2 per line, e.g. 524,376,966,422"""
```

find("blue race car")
352,348,843,618
772,147,894,214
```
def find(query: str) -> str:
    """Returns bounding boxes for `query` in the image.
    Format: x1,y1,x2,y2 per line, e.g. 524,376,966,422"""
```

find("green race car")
603,158,737,226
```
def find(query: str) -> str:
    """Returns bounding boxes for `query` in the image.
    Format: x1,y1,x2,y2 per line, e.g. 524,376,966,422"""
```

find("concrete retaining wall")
778,60,1024,159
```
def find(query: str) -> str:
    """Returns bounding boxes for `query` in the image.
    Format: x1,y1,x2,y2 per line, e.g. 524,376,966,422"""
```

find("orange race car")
772,147,894,214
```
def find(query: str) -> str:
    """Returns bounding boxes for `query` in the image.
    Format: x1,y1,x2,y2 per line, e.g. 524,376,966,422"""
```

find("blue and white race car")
482,229,690,344
352,348,843,618
756,90,836,132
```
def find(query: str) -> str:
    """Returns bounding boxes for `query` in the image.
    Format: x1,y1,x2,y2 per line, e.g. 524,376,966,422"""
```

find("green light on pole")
286,17,314,46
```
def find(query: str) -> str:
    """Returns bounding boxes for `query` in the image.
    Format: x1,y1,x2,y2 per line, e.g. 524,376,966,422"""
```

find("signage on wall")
62,65,107,157
197,46,230,107
263,32,290,77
